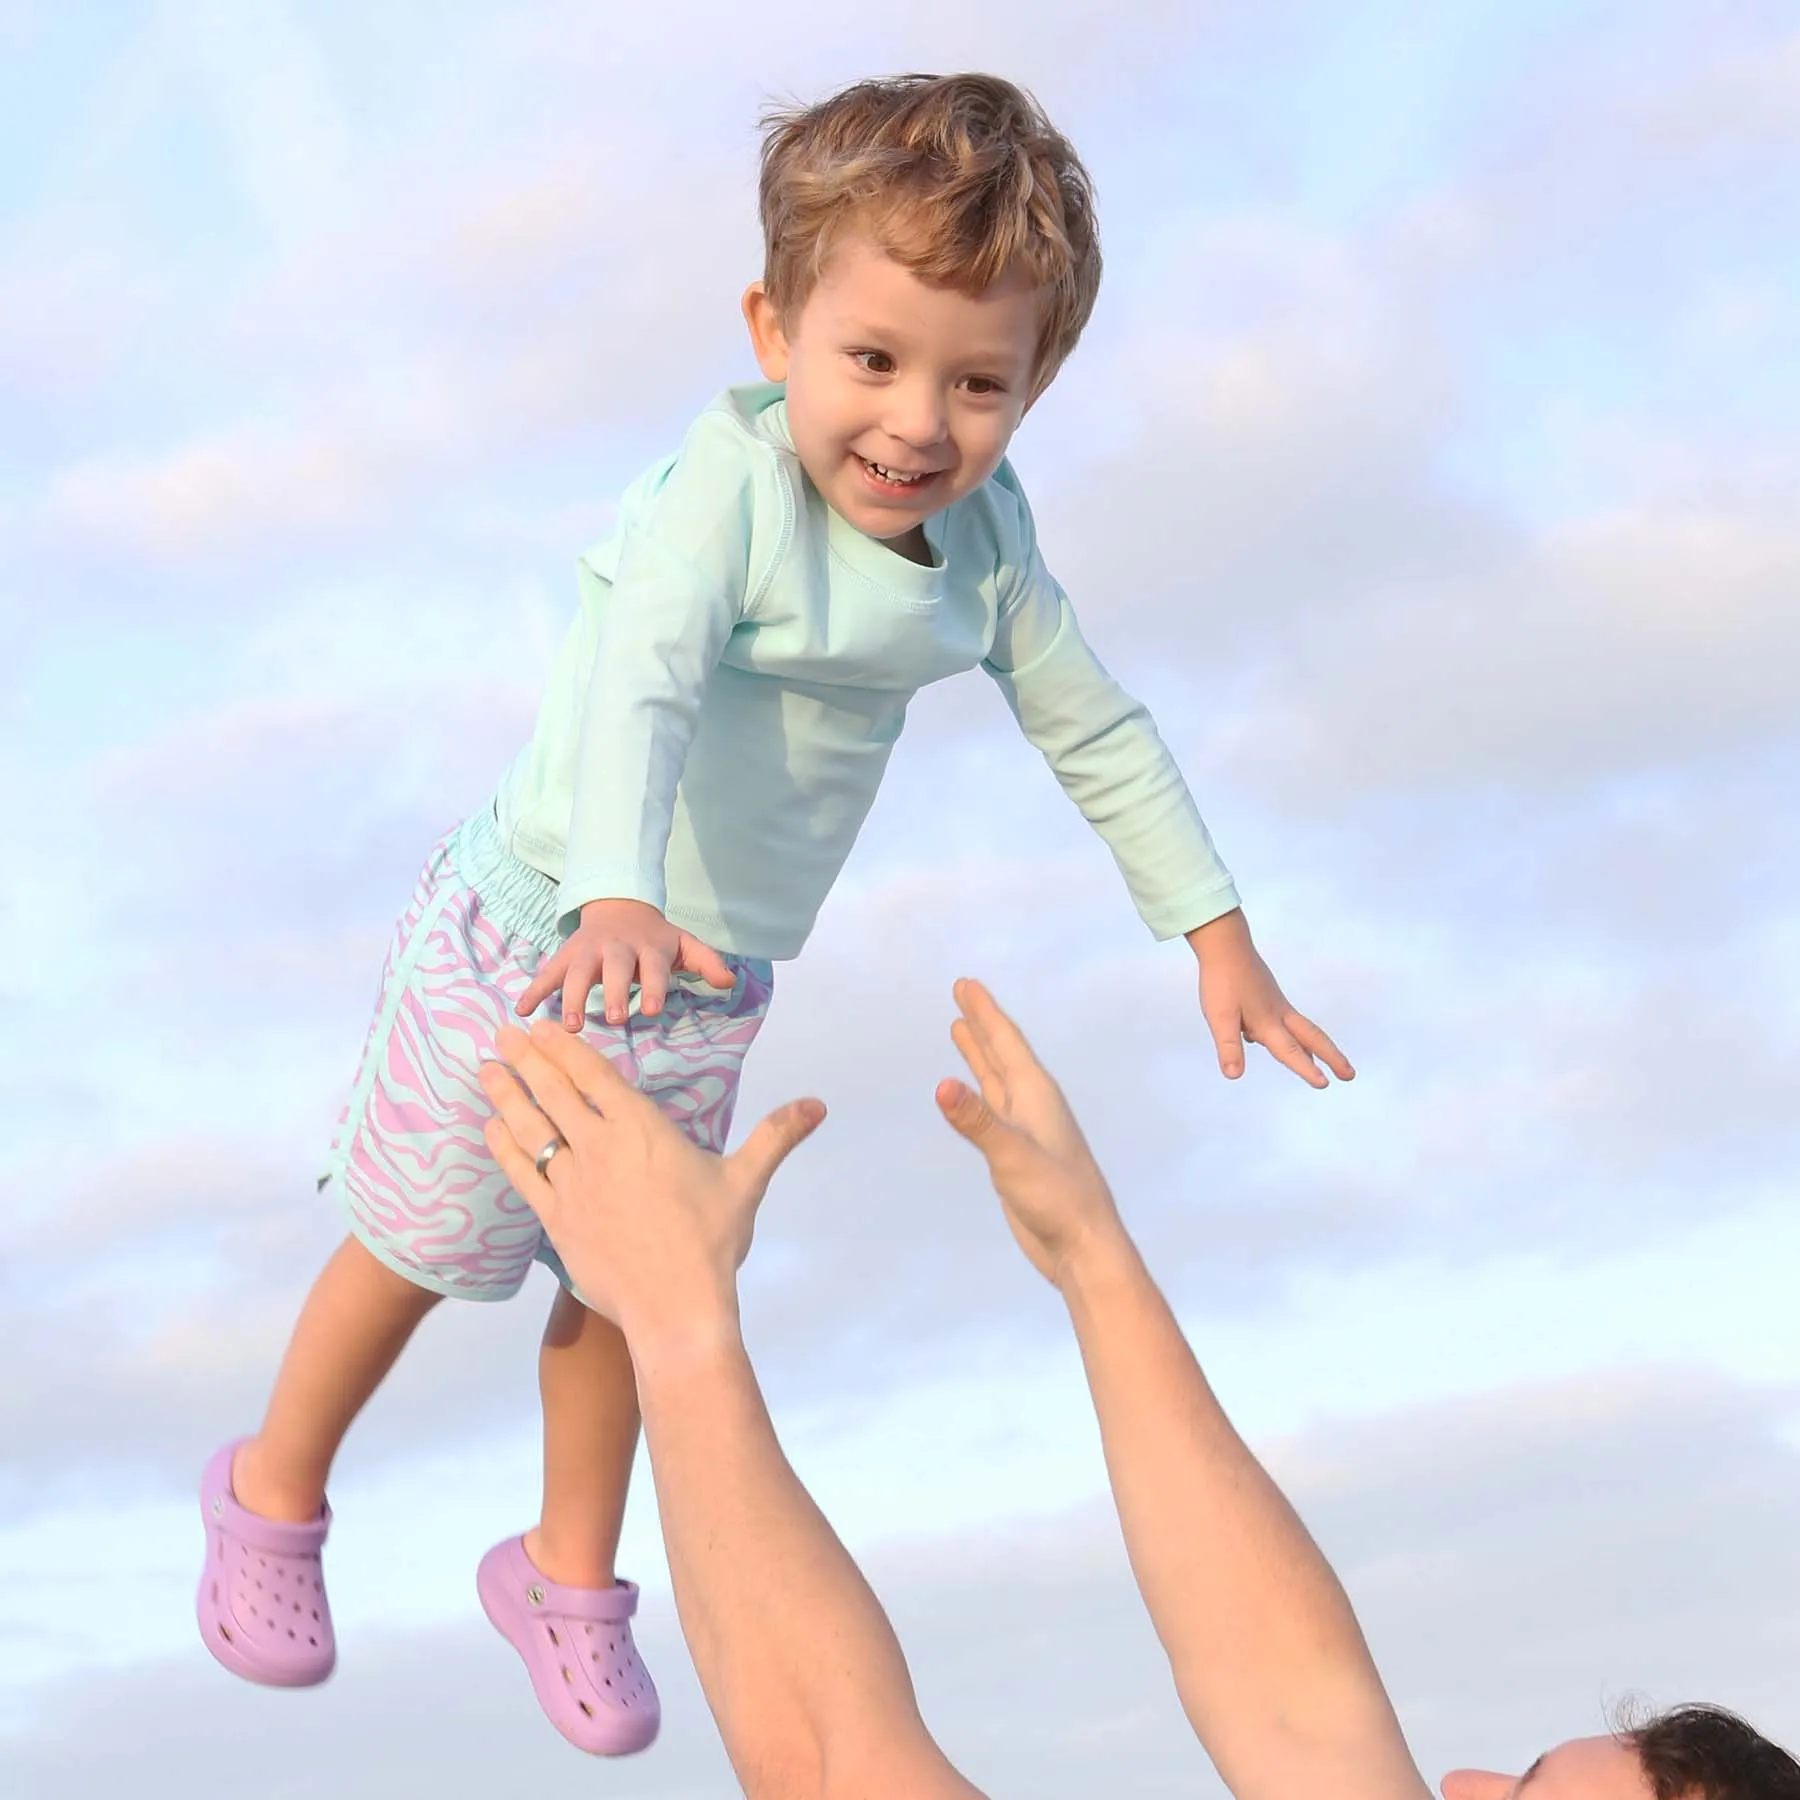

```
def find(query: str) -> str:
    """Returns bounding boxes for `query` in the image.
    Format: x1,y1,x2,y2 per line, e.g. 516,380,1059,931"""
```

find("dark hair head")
1622,1704,1800,1800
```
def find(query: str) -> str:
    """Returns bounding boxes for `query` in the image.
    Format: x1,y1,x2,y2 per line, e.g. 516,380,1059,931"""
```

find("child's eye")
963,376,1006,397
850,350,895,374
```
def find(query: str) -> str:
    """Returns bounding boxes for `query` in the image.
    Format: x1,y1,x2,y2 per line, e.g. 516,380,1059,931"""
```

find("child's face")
743,235,1044,556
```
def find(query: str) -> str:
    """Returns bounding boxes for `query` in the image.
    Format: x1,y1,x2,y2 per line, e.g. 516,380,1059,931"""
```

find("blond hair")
757,73,1102,391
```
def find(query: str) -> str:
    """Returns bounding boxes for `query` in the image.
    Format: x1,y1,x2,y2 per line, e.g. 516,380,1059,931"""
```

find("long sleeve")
556,415,767,933
983,503,1240,940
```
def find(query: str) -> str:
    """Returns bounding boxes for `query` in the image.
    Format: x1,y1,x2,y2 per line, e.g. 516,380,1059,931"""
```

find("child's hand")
1186,909,1354,1089
516,898,738,1030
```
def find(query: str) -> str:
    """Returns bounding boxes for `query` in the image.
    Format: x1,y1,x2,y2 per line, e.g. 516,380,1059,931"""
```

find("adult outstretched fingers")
949,1016,1003,1104
952,978,1034,1069
477,1060,558,1203
521,1018,641,1117
483,1110,551,1206
958,979,1048,1109
492,1021,605,1142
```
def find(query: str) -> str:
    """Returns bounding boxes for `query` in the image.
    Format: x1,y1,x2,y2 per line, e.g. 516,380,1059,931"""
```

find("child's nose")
883,383,949,448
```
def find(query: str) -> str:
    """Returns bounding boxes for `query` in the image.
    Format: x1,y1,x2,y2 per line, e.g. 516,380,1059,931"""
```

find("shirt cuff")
555,863,669,938
1142,878,1242,942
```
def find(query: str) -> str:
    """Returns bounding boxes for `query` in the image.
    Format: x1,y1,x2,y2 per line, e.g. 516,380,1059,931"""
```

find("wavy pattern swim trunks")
320,803,773,1301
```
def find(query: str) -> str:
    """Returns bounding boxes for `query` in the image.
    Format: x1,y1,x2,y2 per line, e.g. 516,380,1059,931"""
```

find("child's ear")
741,283,790,382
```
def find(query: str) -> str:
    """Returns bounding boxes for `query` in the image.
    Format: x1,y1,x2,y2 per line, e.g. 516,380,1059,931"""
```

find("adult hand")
516,898,738,1030
1186,909,1354,1089
934,977,1122,1288
478,1020,825,1334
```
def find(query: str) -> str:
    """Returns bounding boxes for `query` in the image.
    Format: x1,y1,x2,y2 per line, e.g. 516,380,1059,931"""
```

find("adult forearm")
630,1315,935,1793
1058,1223,1398,1781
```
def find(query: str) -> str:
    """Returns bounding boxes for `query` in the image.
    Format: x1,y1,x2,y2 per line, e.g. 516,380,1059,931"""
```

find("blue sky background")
3,1,1798,1792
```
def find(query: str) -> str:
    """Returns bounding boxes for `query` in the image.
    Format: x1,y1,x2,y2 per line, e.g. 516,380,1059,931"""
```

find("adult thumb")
935,1078,1007,1149
729,1096,827,1199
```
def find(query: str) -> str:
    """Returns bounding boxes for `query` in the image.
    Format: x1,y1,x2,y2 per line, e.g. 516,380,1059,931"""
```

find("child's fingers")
637,945,671,1019
1204,1004,1248,1080
517,945,569,1018
557,946,600,1030
598,941,637,1027
1290,1012,1355,1082
678,933,737,989
1258,1022,1328,1089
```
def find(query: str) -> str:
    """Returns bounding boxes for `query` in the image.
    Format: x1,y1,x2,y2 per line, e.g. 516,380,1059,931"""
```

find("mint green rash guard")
493,383,1240,962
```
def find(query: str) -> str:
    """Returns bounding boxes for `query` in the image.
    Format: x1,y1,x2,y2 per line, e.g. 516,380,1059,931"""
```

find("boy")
197,71,1351,1757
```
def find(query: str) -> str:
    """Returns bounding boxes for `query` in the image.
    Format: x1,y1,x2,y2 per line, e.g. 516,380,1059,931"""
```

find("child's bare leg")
526,1285,640,1588
234,1234,442,1523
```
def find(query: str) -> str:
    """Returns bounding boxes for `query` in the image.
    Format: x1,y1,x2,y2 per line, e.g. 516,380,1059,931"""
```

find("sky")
3,0,1798,1792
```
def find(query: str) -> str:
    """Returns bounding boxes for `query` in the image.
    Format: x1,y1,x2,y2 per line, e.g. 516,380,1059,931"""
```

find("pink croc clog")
196,1440,336,1687
477,1535,660,1755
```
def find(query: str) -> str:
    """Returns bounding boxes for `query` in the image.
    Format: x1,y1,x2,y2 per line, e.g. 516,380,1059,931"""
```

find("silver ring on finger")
534,1134,566,1178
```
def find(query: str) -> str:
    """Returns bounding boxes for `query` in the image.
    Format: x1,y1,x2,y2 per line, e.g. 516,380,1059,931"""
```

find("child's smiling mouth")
856,454,941,496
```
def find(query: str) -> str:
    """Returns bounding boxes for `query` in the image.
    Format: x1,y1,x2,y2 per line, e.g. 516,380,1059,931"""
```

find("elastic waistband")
450,802,774,992
452,800,567,958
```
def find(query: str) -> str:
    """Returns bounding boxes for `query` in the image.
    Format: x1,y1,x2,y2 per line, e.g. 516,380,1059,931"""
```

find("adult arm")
634,1316,986,1800
479,1024,983,1800
938,980,1425,1800
1059,1228,1428,1800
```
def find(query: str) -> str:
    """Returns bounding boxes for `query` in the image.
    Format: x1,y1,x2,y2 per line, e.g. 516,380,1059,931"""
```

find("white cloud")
14,0,1225,575
1625,19,1800,159
1205,505,1800,804
161,0,353,247
0,239,168,405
